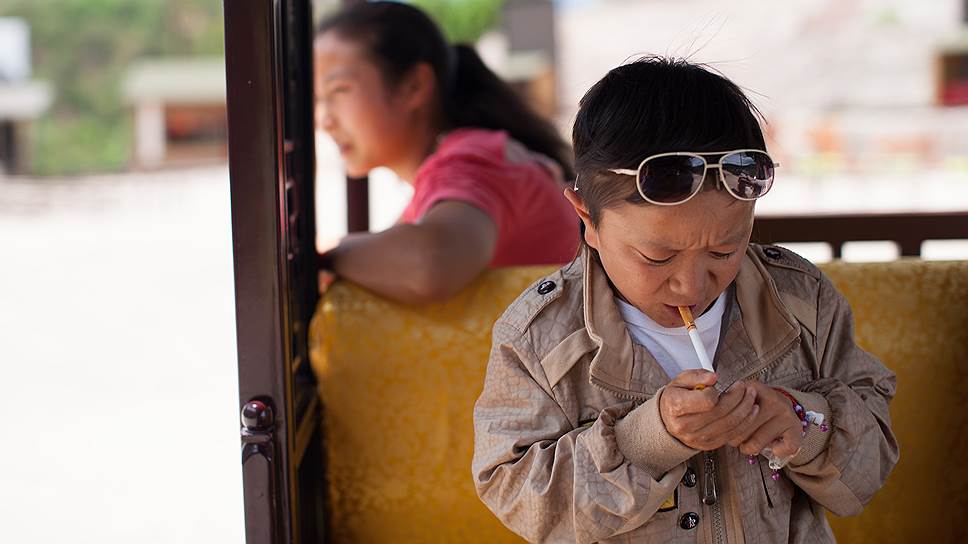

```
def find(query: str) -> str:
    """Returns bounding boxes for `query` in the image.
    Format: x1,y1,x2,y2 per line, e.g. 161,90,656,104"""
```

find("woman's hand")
314,201,497,304
318,269,337,294
734,382,804,459
659,370,761,451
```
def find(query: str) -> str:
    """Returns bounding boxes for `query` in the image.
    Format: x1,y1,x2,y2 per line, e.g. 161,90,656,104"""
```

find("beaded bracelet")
773,387,829,434
747,388,829,480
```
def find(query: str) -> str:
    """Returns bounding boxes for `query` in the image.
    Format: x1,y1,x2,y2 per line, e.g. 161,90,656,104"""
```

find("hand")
659,370,761,452
735,382,804,459
317,247,339,295
318,269,337,294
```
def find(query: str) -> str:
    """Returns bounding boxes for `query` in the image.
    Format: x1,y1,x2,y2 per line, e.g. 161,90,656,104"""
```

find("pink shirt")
401,128,579,267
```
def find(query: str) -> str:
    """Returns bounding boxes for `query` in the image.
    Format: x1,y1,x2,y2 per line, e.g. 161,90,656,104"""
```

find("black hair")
316,1,574,179
572,56,766,225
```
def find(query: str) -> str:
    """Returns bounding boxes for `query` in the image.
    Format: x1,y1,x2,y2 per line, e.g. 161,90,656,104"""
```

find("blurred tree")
411,0,506,44
312,0,506,46
0,0,224,175
4,0,501,175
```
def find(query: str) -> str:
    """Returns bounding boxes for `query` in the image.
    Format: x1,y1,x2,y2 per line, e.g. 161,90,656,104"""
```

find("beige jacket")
473,245,898,543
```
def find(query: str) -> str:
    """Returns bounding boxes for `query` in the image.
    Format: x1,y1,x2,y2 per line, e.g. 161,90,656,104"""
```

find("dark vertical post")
340,0,370,233
345,176,369,232
0,122,16,174
223,0,293,542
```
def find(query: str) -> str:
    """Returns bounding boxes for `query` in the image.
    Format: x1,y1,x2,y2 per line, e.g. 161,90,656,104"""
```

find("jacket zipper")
705,338,800,544
590,336,801,544
706,450,726,544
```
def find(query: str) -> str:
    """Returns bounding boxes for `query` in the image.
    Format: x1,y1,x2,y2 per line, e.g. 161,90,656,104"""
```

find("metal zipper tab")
701,451,718,505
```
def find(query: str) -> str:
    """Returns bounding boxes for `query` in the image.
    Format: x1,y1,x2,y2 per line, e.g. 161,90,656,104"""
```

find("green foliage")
0,0,224,175
0,0,501,175
411,0,506,44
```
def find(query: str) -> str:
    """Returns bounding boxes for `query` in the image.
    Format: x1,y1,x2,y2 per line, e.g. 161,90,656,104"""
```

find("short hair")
573,56,766,225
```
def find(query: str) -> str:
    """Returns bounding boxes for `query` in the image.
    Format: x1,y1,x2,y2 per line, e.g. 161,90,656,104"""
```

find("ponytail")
447,45,574,180
317,2,573,180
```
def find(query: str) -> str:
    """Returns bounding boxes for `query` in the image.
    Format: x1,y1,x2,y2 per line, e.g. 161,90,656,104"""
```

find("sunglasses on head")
602,149,778,206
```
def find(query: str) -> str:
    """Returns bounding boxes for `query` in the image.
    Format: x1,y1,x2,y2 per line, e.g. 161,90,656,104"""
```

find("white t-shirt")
615,292,728,380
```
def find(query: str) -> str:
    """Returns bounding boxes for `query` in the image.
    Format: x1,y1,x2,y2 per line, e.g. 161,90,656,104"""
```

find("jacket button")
679,512,700,530
763,247,782,260
682,467,697,488
537,280,556,295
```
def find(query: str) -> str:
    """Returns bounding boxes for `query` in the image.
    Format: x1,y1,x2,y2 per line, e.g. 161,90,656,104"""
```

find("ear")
563,188,601,250
398,62,437,112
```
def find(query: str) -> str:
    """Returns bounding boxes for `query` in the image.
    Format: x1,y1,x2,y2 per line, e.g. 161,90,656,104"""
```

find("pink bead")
771,470,780,481
748,455,756,465
820,423,829,433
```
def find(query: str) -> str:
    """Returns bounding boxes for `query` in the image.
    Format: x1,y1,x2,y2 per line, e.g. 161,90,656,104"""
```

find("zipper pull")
702,451,718,505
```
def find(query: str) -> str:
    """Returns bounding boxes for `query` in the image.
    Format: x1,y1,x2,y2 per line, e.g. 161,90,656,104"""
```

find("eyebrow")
640,230,749,252
321,69,355,84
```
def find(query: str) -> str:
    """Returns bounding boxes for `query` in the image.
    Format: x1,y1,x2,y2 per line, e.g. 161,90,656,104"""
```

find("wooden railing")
752,211,968,258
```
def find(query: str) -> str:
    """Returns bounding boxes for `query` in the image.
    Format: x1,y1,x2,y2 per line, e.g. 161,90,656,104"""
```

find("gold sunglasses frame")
584,149,779,206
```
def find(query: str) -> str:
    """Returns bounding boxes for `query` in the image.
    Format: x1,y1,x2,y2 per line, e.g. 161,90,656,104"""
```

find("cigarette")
678,306,715,372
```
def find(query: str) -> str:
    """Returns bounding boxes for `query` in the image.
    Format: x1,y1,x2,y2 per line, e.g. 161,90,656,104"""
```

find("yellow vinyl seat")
309,260,968,543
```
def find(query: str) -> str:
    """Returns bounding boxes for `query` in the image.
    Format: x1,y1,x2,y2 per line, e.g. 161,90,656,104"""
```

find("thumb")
669,369,718,390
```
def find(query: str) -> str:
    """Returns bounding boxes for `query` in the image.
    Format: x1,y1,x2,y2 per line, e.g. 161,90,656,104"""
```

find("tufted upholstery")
309,260,968,543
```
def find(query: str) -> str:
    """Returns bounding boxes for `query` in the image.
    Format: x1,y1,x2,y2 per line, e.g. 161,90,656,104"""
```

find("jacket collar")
582,246,801,398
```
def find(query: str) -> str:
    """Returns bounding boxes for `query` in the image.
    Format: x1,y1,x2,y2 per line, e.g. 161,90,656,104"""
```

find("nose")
316,102,336,132
667,262,707,303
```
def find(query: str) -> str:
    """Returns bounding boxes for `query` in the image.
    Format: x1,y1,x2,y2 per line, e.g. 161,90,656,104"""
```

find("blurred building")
122,58,227,169
555,0,968,176
501,0,558,119
0,18,53,175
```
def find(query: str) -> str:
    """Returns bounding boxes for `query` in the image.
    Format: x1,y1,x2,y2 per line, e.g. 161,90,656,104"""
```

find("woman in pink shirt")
314,1,578,303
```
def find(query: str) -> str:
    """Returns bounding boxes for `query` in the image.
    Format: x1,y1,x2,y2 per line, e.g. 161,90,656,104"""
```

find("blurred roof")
939,28,968,53
0,80,52,120
123,57,226,105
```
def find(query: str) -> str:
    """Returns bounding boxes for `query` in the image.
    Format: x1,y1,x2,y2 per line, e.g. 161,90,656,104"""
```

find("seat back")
821,260,968,542
309,260,968,542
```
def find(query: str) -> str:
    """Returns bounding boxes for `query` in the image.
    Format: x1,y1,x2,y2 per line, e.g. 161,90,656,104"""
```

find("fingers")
727,397,770,447
674,382,746,426
739,416,800,457
704,386,762,447
669,369,718,390
663,387,718,418
667,384,758,450
772,424,805,459
319,270,337,293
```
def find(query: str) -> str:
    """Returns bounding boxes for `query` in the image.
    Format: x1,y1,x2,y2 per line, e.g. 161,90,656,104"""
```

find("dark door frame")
224,0,323,542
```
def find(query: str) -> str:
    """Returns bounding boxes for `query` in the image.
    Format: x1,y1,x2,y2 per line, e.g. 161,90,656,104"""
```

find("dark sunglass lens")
720,151,774,199
639,155,705,203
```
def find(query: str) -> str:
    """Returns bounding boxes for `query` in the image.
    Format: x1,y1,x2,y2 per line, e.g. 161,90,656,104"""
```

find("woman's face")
313,32,415,177
580,189,754,328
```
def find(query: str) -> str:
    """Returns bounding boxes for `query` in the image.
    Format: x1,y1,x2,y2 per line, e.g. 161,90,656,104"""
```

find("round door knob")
241,400,273,430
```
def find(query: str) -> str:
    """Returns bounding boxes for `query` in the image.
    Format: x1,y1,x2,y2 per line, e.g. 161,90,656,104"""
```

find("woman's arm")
321,200,497,304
